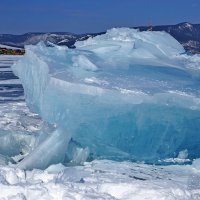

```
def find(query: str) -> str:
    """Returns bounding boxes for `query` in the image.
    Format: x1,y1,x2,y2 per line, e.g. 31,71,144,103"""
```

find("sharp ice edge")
11,28,200,170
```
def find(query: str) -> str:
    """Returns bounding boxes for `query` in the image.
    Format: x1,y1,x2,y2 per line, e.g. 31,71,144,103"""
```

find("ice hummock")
12,28,200,170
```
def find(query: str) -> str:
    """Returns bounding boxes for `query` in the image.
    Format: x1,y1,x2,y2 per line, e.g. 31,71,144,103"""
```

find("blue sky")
1,0,200,34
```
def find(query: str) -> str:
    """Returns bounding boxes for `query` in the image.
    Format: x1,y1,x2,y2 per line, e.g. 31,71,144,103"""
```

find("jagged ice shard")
12,28,200,170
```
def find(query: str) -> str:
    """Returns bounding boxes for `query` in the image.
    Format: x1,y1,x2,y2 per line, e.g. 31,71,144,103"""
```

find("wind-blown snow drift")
12,28,200,169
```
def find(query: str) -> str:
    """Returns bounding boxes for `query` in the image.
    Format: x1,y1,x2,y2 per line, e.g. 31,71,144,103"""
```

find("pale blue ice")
12,28,200,169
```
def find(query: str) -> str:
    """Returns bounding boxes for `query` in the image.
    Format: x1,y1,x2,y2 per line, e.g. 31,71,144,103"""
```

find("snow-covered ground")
0,160,200,200
0,55,21,67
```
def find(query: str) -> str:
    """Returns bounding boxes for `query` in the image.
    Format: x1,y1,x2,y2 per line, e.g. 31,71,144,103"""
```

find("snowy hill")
0,44,22,50
0,22,199,53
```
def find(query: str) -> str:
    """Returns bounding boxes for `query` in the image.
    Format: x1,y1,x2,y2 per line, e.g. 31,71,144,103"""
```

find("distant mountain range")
0,22,199,54
0,32,98,49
